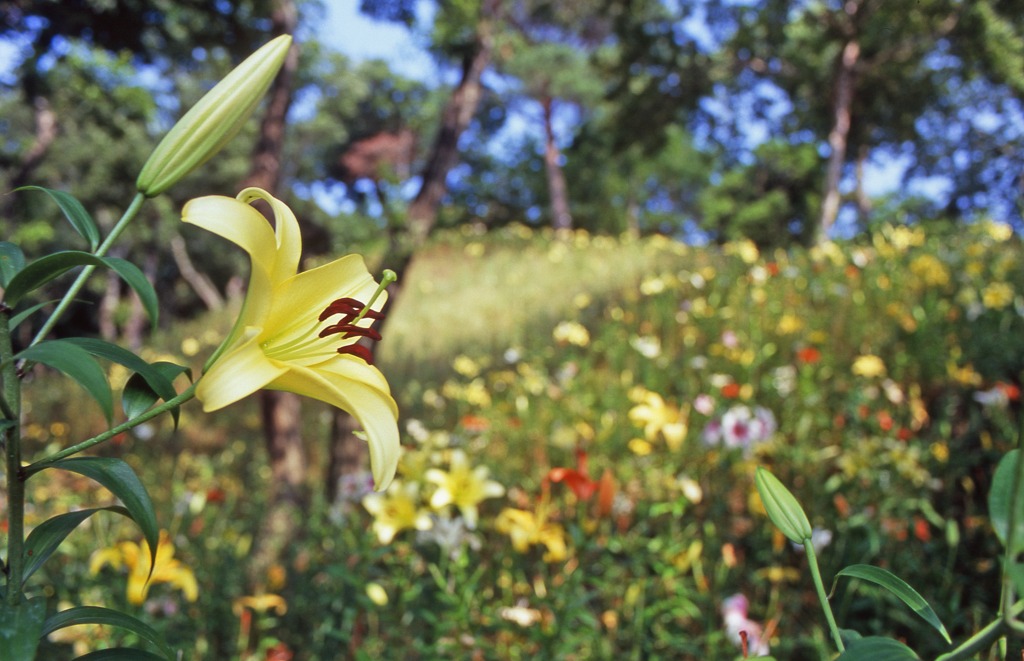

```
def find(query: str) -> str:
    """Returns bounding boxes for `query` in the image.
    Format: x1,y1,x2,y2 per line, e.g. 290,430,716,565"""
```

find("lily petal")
196,328,287,412
182,195,278,279
271,360,398,490
238,187,302,283
264,255,383,356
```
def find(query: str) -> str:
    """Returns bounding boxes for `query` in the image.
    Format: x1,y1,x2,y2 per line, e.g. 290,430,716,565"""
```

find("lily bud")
754,466,813,544
136,34,292,197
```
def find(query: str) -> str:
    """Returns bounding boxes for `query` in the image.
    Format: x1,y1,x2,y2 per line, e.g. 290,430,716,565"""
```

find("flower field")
21,220,1024,659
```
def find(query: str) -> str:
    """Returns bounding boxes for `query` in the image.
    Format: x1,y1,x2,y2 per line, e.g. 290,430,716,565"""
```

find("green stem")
1000,424,1024,625
936,601,1024,661
805,542,845,653
999,397,1024,630
1,305,24,605
28,191,147,347
23,381,197,478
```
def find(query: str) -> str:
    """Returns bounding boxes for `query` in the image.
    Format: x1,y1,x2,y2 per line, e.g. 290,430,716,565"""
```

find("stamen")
318,270,397,365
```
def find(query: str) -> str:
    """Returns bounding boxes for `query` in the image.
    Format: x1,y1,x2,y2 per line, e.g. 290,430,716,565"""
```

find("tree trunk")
10,96,57,190
237,0,302,591
2,96,57,218
541,95,573,231
818,38,860,243
98,265,122,343
854,143,872,228
403,0,496,247
327,0,498,501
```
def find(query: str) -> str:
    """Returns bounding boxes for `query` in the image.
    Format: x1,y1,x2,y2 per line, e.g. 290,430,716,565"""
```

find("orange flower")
720,383,741,399
547,448,597,501
795,347,821,364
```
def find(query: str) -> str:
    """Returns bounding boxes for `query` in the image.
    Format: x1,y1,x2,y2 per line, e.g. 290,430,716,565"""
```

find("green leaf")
2,251,107,308
1,253,156,325
74,649,168,661
0,241,26,288
16,340,113,423
0,597,46,661
22,507,131,585
988,450,1024,594
9,299,57,330
122,361,191,427
989,450,1024,551
49,457,159,571
62,338,179,421
835,636,919,660
15,185,101,250
754,466,813,543
43,606,174,660
833,564,951,644
103,257,158,326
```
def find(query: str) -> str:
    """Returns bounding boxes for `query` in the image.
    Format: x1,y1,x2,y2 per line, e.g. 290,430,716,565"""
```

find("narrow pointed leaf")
989,450,1024,551
49,457,159,570
22,507,131,584
15,185,101,249
0,597,46,660
43,606,174,660
122,361,191,426
103,257,158,326
835,636,919,660
10,299,58,329
63,338,178,414
74,649,167,661
16,340,113,423
755,466,813,543
2,252,156,325
0,241,26,287
833,564,951,643
2,251,107,308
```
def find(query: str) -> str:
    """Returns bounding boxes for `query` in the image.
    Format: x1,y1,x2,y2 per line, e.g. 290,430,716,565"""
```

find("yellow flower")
909,254,950,288
982,282,1015,309
552,320,590,347
183,188,399,490
496,505,568,562
628,389,688,450
90,531,198,605
851,354,886,378
362,480,433,544
365,582,389,606
424,449,505,528
137,36,292,196
776,313,804,335
982,220,1013,242
233,594,288,616
725,239,760,264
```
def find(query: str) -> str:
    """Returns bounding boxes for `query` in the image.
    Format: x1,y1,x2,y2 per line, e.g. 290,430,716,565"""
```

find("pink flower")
694,394,715,416
722,594,770,657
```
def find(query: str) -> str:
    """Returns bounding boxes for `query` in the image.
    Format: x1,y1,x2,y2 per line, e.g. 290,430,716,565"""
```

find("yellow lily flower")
495,500,568,562
424,449,505,528
628,389,688,450
90,531,198,605
183,188,399,490
362,480,434,544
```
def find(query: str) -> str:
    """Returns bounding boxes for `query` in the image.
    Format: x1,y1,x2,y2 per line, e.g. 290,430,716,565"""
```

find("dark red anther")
338,344,376,365
319,296,386,364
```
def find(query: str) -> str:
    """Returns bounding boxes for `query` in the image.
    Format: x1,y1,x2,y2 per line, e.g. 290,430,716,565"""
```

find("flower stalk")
23,381,197,478
1,304,25,605
804,541,845,653
28,192,147,349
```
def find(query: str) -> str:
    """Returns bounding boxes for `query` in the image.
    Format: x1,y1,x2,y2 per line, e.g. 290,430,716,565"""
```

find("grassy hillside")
23,220,1024,659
